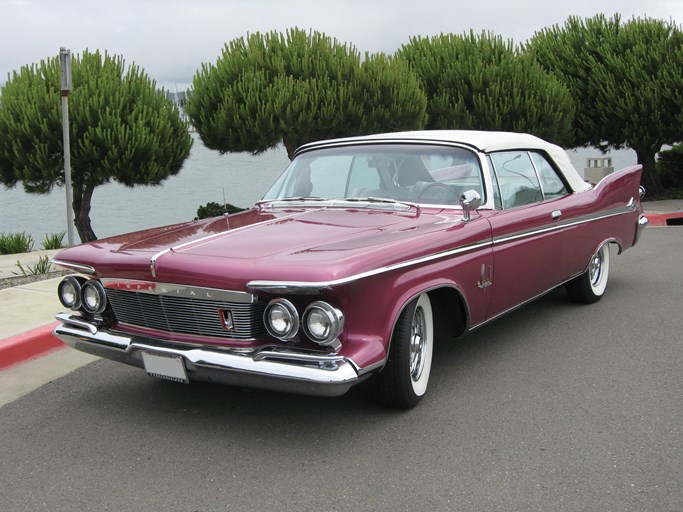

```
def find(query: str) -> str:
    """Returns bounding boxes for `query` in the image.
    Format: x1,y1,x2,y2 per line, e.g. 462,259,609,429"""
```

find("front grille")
106,289,266,340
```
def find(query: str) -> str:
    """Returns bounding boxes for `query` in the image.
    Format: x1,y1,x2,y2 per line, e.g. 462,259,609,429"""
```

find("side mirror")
460,190,481,222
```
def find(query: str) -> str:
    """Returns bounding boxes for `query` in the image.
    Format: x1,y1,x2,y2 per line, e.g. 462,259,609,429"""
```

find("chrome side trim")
469,273,582,331
248,239,493,294
248,202,638,293
493,204,637,246
100,279,257,303
54,315,362,397
51,260,96,275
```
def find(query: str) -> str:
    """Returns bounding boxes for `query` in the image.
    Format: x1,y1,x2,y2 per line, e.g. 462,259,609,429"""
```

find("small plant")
41,231,66,250
0,231,34,254
14,255,53,276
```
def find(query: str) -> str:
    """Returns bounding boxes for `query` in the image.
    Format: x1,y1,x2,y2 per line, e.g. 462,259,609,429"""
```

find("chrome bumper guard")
634,214,648,245
54,314,361,397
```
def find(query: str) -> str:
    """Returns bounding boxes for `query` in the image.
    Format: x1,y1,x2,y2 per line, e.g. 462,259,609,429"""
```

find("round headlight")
80,280,107,314
264,298,300,341
58,276,86,310
303,301,344,346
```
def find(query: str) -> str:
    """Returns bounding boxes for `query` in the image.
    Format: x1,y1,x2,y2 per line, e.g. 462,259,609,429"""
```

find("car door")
485,150,571,320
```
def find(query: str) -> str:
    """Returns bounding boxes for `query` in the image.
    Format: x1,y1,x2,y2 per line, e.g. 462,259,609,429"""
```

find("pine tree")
185,28,428,160
0,50,193,242
527,15,683,194
398,31,576,146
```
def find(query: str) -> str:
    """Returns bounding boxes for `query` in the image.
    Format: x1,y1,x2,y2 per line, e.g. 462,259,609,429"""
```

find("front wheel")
373,293,434,409
566,243,611,304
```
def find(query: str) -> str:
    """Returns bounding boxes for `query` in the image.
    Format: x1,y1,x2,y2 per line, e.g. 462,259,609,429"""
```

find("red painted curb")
0,322,64,370
646,212,683,226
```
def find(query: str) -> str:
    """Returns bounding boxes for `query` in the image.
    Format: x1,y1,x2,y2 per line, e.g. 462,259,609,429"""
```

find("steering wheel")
414,182,460,201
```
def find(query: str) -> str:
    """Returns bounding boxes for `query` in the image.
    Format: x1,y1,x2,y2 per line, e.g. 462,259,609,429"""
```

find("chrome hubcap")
410,306,426,381
589,250,603,286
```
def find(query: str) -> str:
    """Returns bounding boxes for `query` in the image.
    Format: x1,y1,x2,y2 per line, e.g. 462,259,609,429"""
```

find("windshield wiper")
256,196,327,208
343,197,420,212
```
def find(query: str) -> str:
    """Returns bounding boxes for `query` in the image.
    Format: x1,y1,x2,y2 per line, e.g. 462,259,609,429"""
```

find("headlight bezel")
303,301,344,346
57,275,87,310
80,280,108,315
263,298,300,341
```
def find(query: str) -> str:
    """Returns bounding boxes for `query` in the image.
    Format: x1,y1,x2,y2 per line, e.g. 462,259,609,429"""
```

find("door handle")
551,210,562,221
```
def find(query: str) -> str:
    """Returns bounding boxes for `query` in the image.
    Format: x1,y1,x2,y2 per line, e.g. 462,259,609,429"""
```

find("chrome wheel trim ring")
410,306,426,382
589,244,610,295
589,251,603,286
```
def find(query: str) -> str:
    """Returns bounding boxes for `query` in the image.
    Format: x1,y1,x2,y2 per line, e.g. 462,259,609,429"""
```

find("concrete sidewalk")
1,249,71,370
0,255,99,406
0,249,61,279
640,198,683,214
0,199,680,375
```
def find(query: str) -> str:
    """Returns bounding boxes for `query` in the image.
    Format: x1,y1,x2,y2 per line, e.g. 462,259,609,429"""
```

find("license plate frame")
141,351,189,384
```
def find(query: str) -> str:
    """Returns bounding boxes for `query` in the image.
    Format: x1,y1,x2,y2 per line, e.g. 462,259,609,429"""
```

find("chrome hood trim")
51,259,96,275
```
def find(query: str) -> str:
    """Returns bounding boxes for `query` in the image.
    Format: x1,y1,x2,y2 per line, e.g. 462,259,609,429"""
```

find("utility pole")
59,47,75,246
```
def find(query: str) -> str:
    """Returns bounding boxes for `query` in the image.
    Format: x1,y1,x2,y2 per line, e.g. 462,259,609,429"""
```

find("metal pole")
59,47,75,246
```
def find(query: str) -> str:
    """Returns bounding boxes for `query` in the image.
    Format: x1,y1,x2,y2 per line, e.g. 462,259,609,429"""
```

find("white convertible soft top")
299,130,591,193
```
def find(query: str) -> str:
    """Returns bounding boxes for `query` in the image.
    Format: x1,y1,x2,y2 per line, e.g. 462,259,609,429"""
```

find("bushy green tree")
185,28,428,159
194,201,245,220
527,15,683,194
397,31,576,146
0,50,192,242
655,144,683,196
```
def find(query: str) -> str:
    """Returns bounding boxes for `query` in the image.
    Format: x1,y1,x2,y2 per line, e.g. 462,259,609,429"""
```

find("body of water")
0,133,637,245
0,133,290,244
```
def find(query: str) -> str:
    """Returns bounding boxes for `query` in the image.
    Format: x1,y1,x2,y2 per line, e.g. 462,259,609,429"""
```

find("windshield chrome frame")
262,140,495,211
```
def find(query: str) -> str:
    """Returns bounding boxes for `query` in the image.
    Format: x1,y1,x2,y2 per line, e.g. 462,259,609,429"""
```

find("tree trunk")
72,183,98,243
282,137,297,161
634,147,664,197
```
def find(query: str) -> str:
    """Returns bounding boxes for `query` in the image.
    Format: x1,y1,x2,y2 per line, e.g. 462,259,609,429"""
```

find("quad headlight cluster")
58,276,107,314
264,298,344,346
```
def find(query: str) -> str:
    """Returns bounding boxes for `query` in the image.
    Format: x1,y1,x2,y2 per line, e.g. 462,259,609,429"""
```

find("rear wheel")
566,243,610,304
373,293,434,409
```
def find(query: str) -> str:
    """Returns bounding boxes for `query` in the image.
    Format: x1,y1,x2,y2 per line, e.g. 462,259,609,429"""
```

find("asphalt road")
1,228,681,512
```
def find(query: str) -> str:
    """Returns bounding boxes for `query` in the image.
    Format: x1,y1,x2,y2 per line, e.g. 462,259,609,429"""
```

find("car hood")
55,207,491,290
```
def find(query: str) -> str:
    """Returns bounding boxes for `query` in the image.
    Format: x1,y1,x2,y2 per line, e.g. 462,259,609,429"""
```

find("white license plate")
141,352,189,384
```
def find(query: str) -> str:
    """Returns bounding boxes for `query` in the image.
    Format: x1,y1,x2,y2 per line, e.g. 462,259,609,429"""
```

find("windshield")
262,144,485,206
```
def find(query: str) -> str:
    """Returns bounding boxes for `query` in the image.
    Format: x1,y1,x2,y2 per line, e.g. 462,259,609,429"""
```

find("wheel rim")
588,244,610,295
589,251,603,286
410,306,426,381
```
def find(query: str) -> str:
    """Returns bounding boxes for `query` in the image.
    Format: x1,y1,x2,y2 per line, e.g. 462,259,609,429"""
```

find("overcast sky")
2,0,681,90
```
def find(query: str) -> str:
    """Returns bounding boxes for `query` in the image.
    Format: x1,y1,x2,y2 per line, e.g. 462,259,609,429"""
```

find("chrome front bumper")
54,314,362,397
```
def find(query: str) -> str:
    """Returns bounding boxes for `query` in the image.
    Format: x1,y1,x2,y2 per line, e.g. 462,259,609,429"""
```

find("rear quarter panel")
559,165,643,277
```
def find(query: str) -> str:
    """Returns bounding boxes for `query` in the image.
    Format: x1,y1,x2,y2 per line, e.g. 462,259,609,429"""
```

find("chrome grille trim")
105,288,266,340
100,278,257,303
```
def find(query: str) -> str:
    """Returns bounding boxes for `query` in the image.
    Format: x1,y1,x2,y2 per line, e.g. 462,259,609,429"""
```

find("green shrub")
14,255,53,276
195,202,246,220
41,231,66,250
655,144,683,197
0,232,34,254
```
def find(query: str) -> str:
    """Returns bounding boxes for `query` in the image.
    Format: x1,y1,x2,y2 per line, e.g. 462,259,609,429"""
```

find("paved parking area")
0,228,680,511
